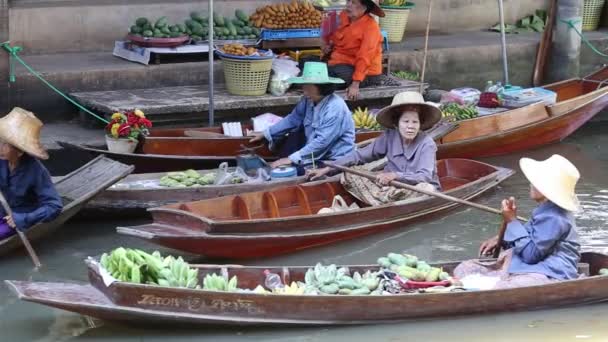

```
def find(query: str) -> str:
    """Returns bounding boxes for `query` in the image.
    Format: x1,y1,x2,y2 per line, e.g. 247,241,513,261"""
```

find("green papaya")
248,34,256,39
388,253,407,266
169,25,179,33
240,20,249,27
191,35,202,41
153,32,164,38
201,28,209,37
243,26,253,34
153,28,162,35
130,25,143,34
143,22,153,31
226,21,237,36
439,271,450,281
202,21,209,27
377,257,392,268
186,28,192,35
338,288,352,295
213,12,224,26
237,28,245,35
155,16,168,29
232,18,244,27
161,26,171,35
425,268,441,282
135,17,149,27
235,9,249,22
177,23,186,33
227,35,236,40
190,11,205,23
350,287,371,295
235,35,243,40
143,30,153,37
169,32,181,38
252,28,261,36
223,27,231,35
336,278,356,290
319,283,340,294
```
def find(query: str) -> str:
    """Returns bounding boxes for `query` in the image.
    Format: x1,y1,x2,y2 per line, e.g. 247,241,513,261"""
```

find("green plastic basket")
582,0,606,31
220,57,273,96
379,4,414,43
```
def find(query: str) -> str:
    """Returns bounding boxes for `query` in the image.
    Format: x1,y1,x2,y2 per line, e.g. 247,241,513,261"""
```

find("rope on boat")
0,41,109,124
559,19,608,59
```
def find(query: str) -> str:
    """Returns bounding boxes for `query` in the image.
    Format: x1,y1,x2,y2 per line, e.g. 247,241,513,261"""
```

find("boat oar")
492,218,509,259
0,190,42,268
324,162,527,222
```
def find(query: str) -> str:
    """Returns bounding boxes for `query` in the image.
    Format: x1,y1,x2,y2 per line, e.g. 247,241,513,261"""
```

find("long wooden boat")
0,156,134,256
117,159,513,259
6,252,608,325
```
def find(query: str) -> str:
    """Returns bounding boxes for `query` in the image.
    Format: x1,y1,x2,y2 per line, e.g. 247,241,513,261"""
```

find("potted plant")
105,109,152,153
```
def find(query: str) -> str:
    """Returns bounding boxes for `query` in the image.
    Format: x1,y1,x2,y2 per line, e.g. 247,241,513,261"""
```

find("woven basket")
582,0,606,31
379,8,411,42
221,57,273,96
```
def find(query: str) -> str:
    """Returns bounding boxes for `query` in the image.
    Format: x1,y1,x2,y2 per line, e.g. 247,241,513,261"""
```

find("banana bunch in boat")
272,281,306,295
159,169,216,188
303,263,381,295
202,273,239,292
377,252,450,282
352,107,382,131
99,247,199,289
440,102,479,122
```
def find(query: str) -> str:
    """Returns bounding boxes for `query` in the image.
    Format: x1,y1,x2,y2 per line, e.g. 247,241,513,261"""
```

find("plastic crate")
261,28,321,40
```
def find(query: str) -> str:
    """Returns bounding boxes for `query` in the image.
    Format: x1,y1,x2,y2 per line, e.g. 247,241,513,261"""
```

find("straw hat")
0,107,48,160
519,154,580,212
288,62,344,85
376,91,442,130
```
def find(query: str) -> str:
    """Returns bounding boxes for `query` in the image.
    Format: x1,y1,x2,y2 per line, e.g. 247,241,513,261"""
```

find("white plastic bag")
269,57,300,96
247,168,271,184
214,163,249,185
317,195,360,214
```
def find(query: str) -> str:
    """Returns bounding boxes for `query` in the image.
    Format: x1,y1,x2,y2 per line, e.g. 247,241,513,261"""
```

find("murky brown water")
1,122,608,341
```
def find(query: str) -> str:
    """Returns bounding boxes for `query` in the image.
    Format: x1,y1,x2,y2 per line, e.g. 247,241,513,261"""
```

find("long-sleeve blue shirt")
503,201,580,280
263,94,355,165
0,154,63,230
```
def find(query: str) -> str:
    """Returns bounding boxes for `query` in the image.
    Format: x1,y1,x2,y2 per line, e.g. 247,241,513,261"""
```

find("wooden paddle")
0,189,41,268
183,130,226,138
492,218,509,259
324,162,527,221
532,0,557,86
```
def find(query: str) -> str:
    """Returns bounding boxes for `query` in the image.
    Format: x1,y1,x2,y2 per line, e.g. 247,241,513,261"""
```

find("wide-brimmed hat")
376,91,442,130
288,62,345,85
0,107,48,160
363,0,385,17
519,154,580,212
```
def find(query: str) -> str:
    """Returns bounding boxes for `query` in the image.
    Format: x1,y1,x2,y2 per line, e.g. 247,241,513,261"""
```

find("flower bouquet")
105,109,152,153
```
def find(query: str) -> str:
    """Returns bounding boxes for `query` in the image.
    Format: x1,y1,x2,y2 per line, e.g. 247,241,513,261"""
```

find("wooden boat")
6,252,608,325
117,159,513,259
0,156,134,256
436,67,608,158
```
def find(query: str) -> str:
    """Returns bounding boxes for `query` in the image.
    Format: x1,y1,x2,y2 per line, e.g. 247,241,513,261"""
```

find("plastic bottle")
484,81,494,92
263,269,284,290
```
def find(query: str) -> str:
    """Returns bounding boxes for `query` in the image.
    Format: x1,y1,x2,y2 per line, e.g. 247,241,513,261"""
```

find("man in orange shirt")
323,0,397,100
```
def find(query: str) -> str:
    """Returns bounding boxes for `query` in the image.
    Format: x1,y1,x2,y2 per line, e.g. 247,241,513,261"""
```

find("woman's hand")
479,235,499,257
501,196,517,223
321,41,333,56
270,158,292,169
306,167,331,181
375,172,398,186
248,132,265,144
346,81,360,101
4,215,15,229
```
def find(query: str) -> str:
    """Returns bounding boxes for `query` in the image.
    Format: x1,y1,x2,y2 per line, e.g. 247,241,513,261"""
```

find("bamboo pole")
419,0,433,94
208,0,215,127
0,190,41,268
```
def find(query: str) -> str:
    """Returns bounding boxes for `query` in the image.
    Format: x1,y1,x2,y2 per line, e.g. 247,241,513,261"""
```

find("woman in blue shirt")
249,62,355,169
0,108,62,239
454,154,581,289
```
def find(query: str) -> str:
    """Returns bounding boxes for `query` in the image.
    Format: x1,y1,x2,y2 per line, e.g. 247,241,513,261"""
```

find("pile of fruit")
249,1,322,29
159,169,216,188
202,273,239,292
377,252,450,282
100,248,200,288
392,70,420,81
313,0,346,7
303,263,381,295
352,107,382,130
220,44,259,57
381,0,411,6
129,17,187,38
186,10,261,41
440,103,479,122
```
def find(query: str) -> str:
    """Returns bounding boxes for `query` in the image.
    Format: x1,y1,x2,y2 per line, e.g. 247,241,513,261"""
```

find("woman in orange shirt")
323,0,396,100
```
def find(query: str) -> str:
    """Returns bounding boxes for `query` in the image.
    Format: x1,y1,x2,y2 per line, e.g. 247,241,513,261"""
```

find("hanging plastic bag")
269,57,300,96
214,162,232,185
247,168,271,184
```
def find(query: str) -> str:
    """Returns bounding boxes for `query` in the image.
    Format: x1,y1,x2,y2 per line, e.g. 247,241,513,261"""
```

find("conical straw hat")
0,107,48,160
376,91,442,130
519,154,580,212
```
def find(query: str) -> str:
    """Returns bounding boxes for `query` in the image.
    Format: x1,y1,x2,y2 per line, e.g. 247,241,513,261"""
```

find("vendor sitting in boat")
322,0,399,100
454,154,581,289
249,62,355,170
307,91,441,206
0,108,62,239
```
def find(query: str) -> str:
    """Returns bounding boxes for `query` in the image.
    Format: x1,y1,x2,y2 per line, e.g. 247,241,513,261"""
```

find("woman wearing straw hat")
0,108,62,239
249,62,355,170
307,91,441,206
454,154,581,289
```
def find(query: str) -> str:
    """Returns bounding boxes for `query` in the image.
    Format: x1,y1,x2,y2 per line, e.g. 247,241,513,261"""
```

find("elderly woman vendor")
454,154,581,289
0,108,62,239
249,62,355,169
323,0,396,100
308,91,441,206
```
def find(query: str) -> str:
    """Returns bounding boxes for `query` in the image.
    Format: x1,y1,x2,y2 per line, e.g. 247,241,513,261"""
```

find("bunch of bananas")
352,107,382,130
273,281,305,295
392,70,420,81
99,247,199,289
202,273,239,292
382,0,408,6
440,103,479,122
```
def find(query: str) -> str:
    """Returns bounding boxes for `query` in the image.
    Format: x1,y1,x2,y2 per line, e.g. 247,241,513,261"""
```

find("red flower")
127,113,139,126
117,123,131,137
140,118,152,128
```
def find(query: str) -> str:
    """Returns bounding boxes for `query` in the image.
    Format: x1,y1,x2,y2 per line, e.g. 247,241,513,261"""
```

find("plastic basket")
261,28,321,40
379,5,413,43
220,56,273,96
582,0,606,31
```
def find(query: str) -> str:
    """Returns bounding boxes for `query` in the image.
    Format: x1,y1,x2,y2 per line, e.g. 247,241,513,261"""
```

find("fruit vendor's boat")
0,156,134,256
56,121,457,174
6,252,608,326
436,67,608,158
116,159,513,259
